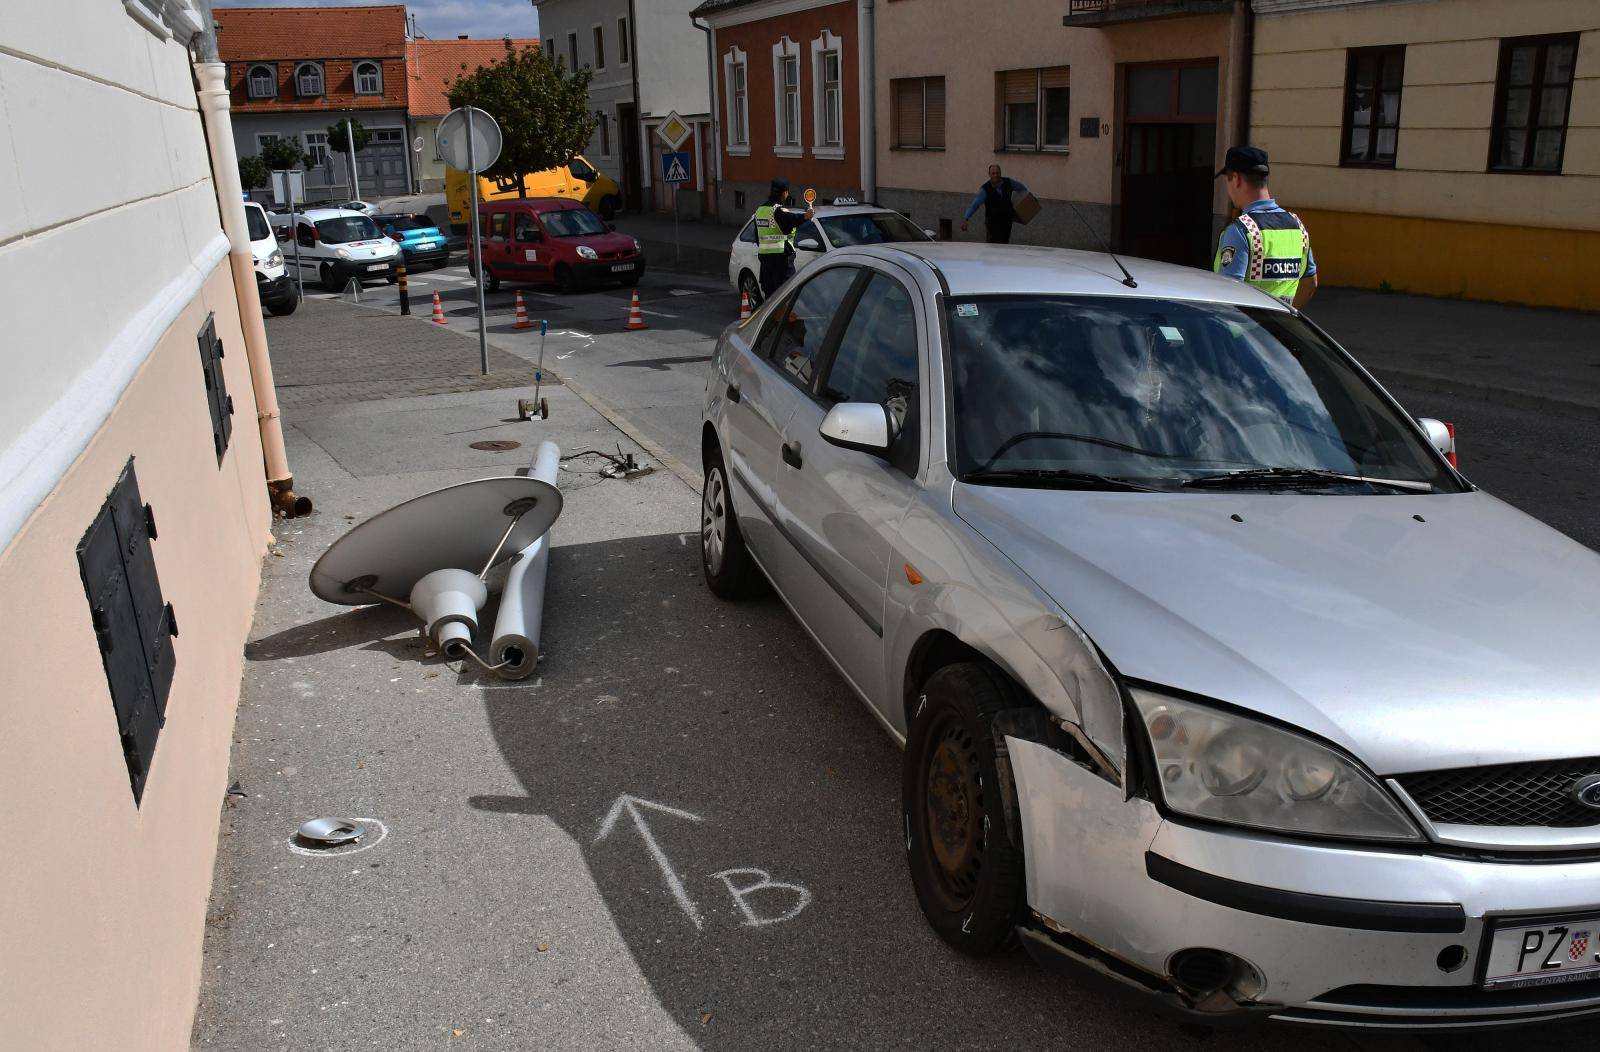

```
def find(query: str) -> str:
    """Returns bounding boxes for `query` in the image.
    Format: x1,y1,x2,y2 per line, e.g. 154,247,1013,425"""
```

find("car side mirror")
819,402,894,455
923,228,937,239
796,237,822,252
1417,417,1457,465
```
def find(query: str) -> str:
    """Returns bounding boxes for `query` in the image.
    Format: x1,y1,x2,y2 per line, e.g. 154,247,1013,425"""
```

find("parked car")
728,203,933,305
373,213,449,270
244,201,297,316
289,207,401,291
446,155,621,231
466,198,644,294
339,199,379,216
699,241,1600,1030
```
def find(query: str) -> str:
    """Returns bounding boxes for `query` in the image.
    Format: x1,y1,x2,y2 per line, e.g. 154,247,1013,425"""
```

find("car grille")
1396,757,1600,828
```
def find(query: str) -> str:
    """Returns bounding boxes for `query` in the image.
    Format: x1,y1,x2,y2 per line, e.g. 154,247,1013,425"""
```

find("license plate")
610,263,634,273
415,241,436,249
367,264,387,272
1483,913,1600,989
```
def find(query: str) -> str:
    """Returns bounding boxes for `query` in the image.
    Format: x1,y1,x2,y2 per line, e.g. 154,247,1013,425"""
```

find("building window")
618,17,630,64
593,25,605,70
810,30,844,155
773,37,802,153
568,31,579,70
892,76,945,149
295,61,324,98
725,47,750,149
998,67,1070,152
598,112,610,156
1491,34,1578,173
1342,46,1404,167
354,61,382,95
304,131,329,169
544,38,554,58
247,63,276,99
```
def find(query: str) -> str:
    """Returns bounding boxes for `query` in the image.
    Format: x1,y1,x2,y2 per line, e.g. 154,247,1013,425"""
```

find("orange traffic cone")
625,288,648,331
430,291,446,325
739,290,752,322
513,291,532,329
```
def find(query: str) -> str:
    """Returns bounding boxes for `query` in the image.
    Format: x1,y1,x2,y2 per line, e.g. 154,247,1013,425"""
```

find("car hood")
559,230,636,254
953,486,1600,774
335,239,396,258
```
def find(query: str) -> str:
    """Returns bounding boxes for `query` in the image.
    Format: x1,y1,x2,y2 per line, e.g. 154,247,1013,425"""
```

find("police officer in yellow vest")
754,177,814,300
1214,146,1318,309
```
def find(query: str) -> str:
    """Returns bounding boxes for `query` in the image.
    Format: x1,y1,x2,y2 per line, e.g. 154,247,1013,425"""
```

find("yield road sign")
661,151,692,184
655,111,691,151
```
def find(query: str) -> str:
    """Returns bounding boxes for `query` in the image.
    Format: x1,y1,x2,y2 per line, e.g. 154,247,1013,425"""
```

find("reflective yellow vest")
1214,210,1310,304
754,204,794,255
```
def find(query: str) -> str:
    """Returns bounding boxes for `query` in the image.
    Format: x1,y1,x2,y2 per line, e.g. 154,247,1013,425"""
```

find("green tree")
238,155,270,190
259,135,311,171
445,40,598,196
326,118,372,155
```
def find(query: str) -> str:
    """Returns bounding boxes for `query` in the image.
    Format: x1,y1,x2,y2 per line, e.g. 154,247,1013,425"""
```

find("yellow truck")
446,156,620,231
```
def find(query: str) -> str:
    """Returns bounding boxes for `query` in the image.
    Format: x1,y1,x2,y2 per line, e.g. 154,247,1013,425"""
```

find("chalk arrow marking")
595,795,706,930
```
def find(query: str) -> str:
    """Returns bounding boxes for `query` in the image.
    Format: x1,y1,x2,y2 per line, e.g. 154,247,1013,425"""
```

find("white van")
289,207,401,291
245,200,298,316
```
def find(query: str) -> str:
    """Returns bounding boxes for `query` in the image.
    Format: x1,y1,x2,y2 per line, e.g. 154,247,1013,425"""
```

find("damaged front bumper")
1006,736,1600,1030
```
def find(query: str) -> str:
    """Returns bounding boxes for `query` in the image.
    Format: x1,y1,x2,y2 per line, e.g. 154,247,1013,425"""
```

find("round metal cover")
435,107,502,173
309,476,561,605
469,440,521,452
297,817,367,845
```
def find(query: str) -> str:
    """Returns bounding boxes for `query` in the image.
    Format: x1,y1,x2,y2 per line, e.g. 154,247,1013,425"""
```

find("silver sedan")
698,242,1600,1030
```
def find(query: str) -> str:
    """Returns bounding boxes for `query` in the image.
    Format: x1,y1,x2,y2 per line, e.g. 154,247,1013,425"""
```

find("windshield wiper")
961,468,1160,492
1181,467,1432,492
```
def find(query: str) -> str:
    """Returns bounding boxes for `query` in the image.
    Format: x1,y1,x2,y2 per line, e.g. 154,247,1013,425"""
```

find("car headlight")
334,248,352,260
267,249,283,268
576,245,599,260
1131,689,1422,841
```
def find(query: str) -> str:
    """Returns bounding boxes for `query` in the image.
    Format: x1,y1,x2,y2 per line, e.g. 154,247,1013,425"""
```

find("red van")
468,197,645,293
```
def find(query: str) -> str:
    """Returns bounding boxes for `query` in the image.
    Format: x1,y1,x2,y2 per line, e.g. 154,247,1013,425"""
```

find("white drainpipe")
858,0,876,204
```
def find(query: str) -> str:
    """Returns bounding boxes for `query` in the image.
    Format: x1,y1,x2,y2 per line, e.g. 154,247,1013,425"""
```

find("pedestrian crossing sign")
661,151,691,184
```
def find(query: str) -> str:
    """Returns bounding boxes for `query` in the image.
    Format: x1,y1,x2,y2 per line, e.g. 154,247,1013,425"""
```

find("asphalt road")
223,262,1600,1051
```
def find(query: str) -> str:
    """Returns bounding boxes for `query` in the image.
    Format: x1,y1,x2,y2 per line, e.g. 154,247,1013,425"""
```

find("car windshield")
245,207,271,242
376,215,433,233
821,212,928,247
315,216,380,244
946,295,1461,492
540,209,606,238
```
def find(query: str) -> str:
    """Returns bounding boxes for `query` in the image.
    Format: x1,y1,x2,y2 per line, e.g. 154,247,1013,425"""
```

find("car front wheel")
903,662,1028,955
701,444,764,599
319,263,340,292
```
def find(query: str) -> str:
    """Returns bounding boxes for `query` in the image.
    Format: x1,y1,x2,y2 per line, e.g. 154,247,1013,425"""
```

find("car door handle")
726,382,741,404
782,442,803,469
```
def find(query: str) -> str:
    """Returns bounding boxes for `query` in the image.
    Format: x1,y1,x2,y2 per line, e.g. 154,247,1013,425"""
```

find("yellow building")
1251,0,1599,310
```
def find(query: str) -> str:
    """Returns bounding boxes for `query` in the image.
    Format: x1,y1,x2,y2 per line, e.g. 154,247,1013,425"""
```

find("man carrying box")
960,165,1029,245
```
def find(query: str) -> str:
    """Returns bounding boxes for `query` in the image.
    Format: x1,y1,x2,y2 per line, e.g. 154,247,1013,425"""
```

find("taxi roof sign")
655,111,692,151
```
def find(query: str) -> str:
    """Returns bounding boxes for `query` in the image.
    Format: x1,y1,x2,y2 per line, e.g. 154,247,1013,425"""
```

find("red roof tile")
406,38,541,119
216,5,408,60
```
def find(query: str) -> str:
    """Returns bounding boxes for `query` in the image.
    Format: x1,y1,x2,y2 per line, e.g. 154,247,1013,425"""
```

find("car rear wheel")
701,444,764,599
738,269,762,307
903,662,1028,955
485,268,501,293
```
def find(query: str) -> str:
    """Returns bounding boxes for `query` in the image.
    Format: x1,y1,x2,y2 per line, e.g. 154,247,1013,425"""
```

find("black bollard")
397,261,410,315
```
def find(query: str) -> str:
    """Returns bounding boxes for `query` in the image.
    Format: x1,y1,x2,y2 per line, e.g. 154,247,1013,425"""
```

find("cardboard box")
1012,191,1041,225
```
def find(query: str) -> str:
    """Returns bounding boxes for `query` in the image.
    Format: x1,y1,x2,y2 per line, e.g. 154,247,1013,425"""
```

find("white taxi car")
288,207,402,291
728,202,933,305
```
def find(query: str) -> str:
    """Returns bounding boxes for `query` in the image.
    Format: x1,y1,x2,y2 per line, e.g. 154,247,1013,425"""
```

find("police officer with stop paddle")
753,177,814,300
1213,146,1318,309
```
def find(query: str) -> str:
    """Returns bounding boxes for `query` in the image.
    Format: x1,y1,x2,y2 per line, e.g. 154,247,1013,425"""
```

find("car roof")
301,207,369,221
835,242,1292,311
810,204,909,219
479,197,580,213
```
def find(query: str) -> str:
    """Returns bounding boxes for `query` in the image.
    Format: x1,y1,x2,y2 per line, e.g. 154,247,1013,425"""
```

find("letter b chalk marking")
712,867,812,927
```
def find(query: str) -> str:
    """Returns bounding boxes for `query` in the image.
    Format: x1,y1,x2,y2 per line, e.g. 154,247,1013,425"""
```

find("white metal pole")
289,175,303,296
346,117,361,200
466,108,489,375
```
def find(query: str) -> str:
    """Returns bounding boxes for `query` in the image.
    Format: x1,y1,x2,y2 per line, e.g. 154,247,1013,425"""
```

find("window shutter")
894,78,924,146
1040,66,1070,90
197,313,233,464
925,78,946,148
1004,69,1038,104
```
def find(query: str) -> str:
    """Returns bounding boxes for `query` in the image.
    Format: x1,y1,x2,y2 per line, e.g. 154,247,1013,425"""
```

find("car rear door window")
821,273,921,473
489,212,509,240
765,266,858,391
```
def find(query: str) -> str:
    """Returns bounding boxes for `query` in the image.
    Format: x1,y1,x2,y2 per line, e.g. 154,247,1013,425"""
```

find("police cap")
1216,145,1270,179
769,177,790,194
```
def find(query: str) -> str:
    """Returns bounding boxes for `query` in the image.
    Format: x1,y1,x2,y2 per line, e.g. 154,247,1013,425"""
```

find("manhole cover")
470,440,521,452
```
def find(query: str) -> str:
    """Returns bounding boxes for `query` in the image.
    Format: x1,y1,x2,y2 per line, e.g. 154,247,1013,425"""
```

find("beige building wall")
875,1,1240,254
0,1,271,1045
1252,0,1599,307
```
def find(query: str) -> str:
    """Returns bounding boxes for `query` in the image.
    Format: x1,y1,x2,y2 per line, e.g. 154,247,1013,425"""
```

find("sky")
215,1,540,42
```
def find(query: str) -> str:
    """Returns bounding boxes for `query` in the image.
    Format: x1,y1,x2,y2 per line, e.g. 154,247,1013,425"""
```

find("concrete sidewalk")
1309,287,1600,418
